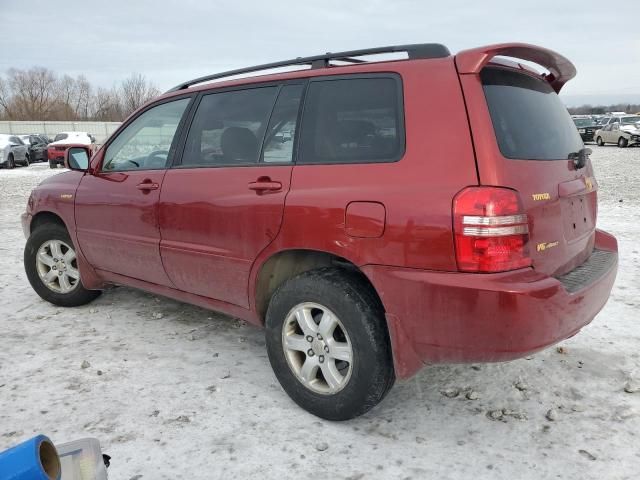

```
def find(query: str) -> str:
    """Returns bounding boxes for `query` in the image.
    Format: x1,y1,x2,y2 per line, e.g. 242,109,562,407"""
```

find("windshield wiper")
568,148,591,170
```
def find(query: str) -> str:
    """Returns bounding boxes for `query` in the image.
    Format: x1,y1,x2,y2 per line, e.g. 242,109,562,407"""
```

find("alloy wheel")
281,302,353,394
35,239,80,293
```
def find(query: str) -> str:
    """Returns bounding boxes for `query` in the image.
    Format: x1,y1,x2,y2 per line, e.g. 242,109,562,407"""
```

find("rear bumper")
363,229,618,378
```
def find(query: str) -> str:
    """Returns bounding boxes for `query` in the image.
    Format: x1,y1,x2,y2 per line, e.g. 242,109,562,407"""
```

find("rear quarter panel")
249,57,479,308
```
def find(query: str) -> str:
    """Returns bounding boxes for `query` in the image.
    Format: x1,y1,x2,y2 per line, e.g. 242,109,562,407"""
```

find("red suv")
22,43,618,420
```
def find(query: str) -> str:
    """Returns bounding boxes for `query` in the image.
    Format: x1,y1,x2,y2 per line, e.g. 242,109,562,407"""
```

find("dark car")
22,42,618,420
22,135,50,162
572,117,600,142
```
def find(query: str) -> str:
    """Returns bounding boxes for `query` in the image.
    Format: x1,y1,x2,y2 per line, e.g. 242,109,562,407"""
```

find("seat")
220,127,258,164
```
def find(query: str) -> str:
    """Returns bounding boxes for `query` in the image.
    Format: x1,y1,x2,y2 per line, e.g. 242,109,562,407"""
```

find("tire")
265,267,395,420
24,223,101,307
618,137,628,148
24,154,30,166
7,154,15,169
49,160,57,169
596,136,604,146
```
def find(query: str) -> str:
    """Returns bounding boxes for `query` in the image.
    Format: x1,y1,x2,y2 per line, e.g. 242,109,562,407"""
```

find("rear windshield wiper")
568,148,591,170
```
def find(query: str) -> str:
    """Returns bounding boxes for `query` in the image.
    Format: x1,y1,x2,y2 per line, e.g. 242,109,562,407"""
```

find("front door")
75,97,192,286
159,84,304,307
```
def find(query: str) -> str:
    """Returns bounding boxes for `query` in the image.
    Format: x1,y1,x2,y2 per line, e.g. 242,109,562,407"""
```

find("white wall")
0,121,121,144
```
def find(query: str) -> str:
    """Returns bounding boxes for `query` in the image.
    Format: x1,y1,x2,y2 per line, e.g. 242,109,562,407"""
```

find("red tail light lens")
453,187,531,272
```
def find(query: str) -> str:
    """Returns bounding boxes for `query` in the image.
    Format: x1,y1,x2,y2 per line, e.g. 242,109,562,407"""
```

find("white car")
0,134,30,168
595,115,640,148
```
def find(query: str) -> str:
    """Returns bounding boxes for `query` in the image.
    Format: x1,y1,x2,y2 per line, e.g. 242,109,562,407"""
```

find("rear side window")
481,68,583,160
181,87,278,167
298,77,403,164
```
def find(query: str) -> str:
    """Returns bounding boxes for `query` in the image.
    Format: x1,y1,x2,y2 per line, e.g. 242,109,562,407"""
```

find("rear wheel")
596,136,604,146
618,137,628,148
24,223,101,307
265,268,395,420
48,160,57,169
24,153,30,166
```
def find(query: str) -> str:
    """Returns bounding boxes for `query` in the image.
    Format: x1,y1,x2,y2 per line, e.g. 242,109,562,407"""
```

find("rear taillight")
453,187,531,273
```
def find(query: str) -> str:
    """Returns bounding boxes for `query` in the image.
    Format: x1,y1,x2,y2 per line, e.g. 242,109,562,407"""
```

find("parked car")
20,134,50,162
22,43,618,420
0,134,30,168
595,115,640,147
47,132,95,168
572,116,600,142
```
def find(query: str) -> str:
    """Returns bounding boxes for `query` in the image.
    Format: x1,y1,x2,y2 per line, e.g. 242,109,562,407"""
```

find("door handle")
136,181,160,191
248,178,282,192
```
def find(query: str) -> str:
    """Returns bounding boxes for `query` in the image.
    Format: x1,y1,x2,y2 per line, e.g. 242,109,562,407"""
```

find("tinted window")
298,77,403,164
54,133,68,142
262,84,304,163
181,87,278,167
481,68,583,160
103,98,190,172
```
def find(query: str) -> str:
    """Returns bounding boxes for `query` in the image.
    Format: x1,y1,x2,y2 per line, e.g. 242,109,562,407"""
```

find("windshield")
481,67,583,160
621,116,640,125
573,119,593,127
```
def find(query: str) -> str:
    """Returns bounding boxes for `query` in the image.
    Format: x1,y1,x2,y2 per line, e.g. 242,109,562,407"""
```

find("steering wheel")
147,150,169,162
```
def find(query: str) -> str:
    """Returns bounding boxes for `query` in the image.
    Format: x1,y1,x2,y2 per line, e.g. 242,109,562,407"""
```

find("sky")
1,0,638,107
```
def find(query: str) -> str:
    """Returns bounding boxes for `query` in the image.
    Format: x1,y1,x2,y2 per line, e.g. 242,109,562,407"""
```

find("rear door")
458,64,596,276
158,83,303,307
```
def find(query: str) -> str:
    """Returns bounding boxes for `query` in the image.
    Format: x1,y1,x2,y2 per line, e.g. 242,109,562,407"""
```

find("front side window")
103,98,191,172
298,77,403,164
181,87,278,167
482,68,583,160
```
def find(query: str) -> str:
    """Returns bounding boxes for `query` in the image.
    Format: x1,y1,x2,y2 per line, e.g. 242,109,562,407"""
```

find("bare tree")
0,67,162,121
7,67,60,120
119,73,160,117
91,86,123,121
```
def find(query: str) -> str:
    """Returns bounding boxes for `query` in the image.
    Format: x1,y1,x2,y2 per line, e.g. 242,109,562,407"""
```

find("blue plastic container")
0,435,61,480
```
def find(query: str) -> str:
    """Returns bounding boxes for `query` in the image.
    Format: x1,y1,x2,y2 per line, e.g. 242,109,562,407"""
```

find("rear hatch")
456,47,596,276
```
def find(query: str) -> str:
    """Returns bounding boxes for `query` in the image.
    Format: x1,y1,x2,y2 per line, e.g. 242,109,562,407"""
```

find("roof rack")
166,43,450,93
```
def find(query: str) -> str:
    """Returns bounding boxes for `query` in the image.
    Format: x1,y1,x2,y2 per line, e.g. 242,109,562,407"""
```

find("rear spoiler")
455,43,576,93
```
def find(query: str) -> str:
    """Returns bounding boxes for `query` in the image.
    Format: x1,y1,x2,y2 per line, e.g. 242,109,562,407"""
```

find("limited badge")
537,241,559,252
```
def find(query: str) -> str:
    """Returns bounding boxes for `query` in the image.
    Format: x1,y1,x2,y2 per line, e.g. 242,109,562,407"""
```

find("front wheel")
7,154,15,169
24,223,101,307
265,268,395,420
596,136,604,146
24,154,30,166
48,160,57,169
618,137,628,148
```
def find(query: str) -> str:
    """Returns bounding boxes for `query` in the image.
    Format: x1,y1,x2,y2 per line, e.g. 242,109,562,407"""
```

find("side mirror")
65,147,90,171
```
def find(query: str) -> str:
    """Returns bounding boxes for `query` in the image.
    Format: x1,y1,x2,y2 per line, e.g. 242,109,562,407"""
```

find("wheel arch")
253,248,385,324
30,211,67,234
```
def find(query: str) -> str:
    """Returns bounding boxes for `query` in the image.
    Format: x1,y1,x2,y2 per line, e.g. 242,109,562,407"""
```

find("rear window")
481,68,583,160
54,133,68,142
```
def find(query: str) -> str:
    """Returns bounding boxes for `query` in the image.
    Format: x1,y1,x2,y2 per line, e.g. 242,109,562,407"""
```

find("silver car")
0,134,30,168
595,115,640,148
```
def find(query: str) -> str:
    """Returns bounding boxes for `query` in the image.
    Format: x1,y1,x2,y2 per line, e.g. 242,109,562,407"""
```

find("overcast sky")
1,0,638,106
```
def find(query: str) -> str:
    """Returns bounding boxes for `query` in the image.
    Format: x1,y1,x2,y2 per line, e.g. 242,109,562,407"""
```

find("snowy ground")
0,146,639,480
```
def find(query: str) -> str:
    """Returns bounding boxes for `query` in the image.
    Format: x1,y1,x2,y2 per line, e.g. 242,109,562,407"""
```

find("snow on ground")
0,147,639,480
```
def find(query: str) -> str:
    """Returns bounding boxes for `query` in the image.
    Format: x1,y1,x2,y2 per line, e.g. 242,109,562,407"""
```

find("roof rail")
166,43,450,93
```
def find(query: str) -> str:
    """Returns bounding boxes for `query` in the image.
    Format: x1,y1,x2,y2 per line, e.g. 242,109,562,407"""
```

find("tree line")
0,67,161,122
568,104,640,115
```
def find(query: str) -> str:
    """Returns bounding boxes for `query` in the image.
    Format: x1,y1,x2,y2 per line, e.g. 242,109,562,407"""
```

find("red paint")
345,202,386,238
23,43,618,379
